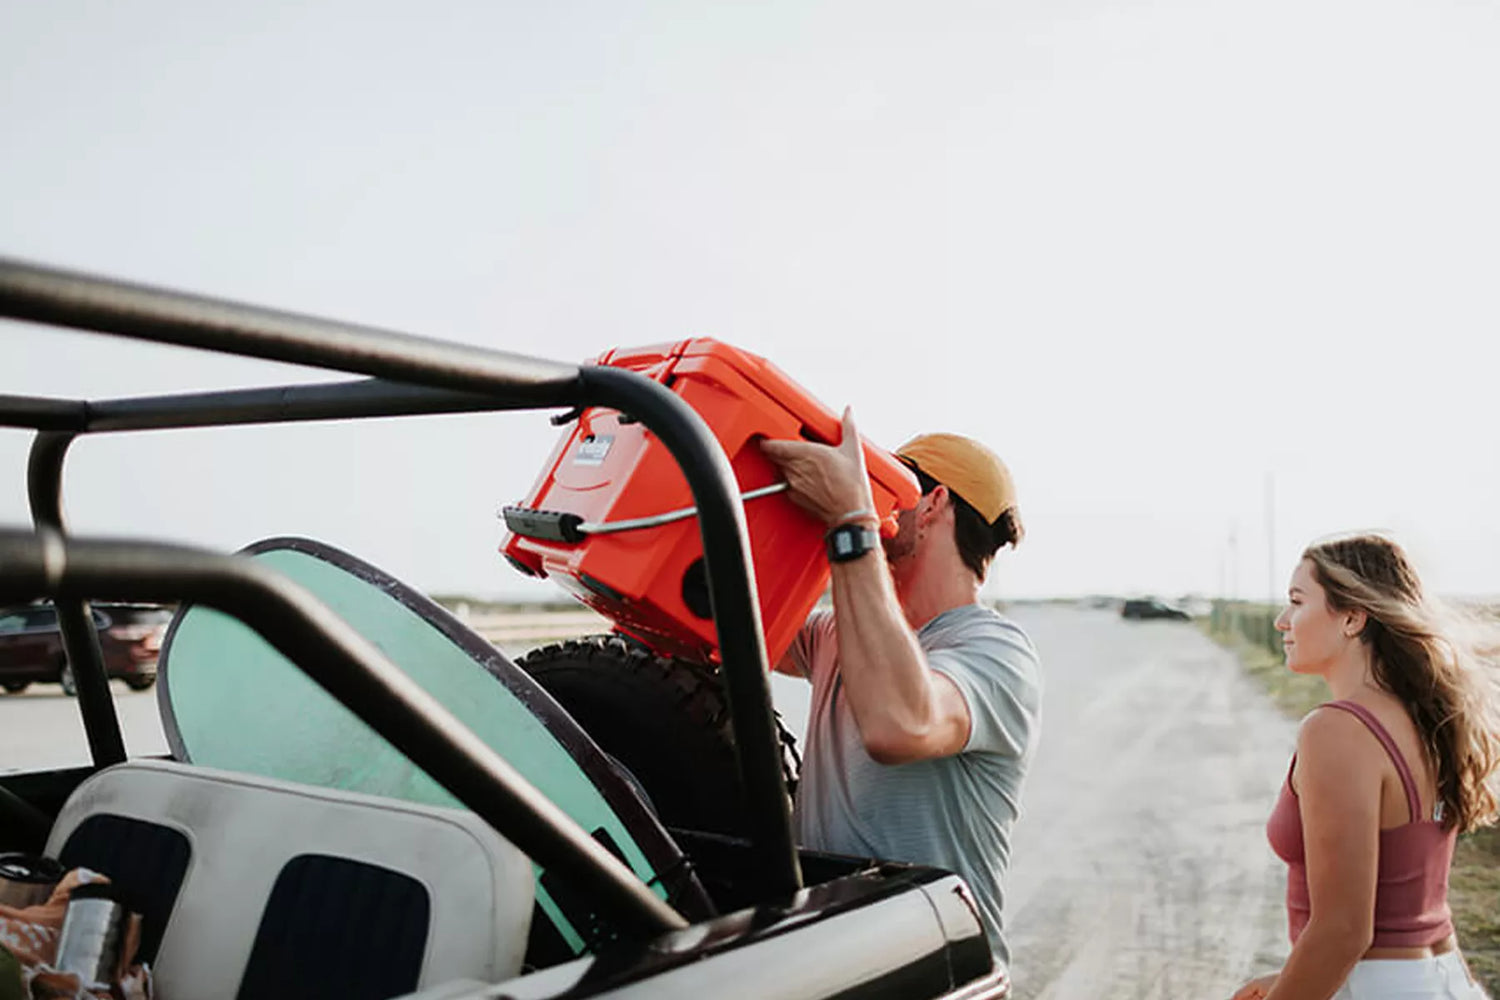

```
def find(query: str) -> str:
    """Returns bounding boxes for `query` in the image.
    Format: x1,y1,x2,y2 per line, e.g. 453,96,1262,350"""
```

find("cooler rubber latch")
501,506,587,544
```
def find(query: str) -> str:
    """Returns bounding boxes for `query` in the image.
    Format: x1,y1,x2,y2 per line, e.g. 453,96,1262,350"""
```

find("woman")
1232,534,1500,1000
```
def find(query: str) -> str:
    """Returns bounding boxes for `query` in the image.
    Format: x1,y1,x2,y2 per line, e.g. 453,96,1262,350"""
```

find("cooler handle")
502,483,788,542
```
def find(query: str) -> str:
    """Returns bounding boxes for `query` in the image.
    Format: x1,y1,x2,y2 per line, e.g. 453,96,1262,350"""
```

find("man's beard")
881,509,918,564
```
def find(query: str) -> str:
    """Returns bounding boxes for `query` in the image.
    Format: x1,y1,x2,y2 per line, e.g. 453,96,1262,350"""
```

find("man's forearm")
829,554,941,760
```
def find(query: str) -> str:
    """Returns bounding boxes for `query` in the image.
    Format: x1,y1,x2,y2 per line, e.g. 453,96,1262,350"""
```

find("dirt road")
1,603,1297,998
996,605,1297,1000
0,683,167,771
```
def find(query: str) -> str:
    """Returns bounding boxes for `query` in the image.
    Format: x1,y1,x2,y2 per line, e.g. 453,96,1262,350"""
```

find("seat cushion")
47,760,533,1000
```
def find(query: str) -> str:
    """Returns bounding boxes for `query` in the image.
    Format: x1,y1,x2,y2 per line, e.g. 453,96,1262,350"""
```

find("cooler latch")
501,506,587,544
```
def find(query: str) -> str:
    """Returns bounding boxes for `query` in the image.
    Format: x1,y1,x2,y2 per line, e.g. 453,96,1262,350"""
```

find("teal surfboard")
156,537,712,960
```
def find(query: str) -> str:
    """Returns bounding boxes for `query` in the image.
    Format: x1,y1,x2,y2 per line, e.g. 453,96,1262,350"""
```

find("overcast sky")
4,1,1498,605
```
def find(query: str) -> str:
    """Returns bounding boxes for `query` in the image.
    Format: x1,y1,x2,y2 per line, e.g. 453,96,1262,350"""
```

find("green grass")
1453,827,1500,993
1205,618,1500,995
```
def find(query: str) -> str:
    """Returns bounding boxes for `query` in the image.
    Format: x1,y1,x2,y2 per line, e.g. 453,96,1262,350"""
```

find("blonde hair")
1304,534,1500,832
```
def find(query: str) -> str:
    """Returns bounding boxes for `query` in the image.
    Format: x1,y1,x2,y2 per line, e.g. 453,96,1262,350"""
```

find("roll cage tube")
27,430,125,766
0,529,687,940
0,256,802,898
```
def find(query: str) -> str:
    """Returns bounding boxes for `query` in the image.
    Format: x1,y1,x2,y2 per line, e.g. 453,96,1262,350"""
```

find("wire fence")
1207,600,1280,656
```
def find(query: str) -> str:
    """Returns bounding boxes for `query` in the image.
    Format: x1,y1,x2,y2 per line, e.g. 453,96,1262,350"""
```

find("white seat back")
46,760,533,1000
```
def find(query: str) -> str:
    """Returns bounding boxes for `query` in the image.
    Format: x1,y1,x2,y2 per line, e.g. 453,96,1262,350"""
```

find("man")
761,408,1042,966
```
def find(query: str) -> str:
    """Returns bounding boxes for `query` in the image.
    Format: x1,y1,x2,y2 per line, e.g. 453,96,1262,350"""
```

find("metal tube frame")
0,256,802,901
27,432,126,766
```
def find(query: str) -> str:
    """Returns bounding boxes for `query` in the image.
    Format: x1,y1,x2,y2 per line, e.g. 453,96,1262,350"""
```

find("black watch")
826,523,879,563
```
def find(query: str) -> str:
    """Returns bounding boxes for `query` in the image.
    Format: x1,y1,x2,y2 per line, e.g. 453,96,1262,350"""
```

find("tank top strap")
1321,701,1421,823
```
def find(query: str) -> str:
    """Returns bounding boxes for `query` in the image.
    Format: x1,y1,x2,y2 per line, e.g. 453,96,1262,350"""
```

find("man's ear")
918,485,951,528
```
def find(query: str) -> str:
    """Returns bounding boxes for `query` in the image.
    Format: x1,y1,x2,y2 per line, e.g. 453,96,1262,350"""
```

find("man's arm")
826,542,972,763
761,408,970,764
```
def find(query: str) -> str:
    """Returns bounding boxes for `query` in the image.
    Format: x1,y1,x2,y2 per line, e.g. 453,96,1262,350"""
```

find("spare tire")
517,635,799,838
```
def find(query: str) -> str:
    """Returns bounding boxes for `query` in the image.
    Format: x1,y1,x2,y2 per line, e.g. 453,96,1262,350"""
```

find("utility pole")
1228,521,1240,637
1265,470,1279,651
1228,521,1240,601
1265,470,1277,605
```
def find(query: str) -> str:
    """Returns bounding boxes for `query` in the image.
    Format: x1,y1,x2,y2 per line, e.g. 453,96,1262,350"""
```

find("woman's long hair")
1305,534,1500,832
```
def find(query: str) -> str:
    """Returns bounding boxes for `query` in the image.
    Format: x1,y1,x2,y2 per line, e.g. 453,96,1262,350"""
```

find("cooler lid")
600,337,919,506
676,339,918,504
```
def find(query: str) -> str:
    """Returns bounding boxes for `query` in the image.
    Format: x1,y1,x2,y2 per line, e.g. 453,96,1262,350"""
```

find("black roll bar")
0,257,580,396
0,256,803,898
27,431,126,766
70,379,531,433
1,379,551,436
0,395,85,432
578,365,798,887
0,529,686,940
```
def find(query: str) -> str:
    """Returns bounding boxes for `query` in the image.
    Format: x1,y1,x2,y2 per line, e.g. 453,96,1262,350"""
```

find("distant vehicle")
0,602,171,695
1120,598,1192,622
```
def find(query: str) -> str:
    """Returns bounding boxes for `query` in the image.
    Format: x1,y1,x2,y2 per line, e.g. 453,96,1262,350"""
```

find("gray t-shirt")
787,603,1042,964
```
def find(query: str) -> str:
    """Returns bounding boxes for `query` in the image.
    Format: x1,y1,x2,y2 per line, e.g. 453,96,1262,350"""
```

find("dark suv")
0,602,170,695
1120,598,1192,622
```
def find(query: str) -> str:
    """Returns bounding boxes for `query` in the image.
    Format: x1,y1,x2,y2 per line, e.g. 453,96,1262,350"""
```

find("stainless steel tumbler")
55,882,127,988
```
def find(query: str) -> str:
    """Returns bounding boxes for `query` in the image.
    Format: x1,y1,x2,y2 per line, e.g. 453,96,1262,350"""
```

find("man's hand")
760,407,877,528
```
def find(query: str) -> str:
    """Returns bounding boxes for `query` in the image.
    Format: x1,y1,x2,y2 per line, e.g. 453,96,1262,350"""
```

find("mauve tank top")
1265,700,1456,948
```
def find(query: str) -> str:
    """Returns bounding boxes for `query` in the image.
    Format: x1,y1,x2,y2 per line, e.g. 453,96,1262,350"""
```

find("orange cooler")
501,339,920,666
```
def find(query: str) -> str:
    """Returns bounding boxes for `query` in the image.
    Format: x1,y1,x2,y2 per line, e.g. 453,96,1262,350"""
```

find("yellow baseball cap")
896,433,1020,528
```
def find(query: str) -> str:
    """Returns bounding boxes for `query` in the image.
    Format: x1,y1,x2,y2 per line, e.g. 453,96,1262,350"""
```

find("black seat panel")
236,854,431,1000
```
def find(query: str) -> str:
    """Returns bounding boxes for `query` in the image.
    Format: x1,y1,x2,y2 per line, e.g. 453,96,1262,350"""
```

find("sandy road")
995,605,1298,1000
0,683,168,772
0,604,1298,998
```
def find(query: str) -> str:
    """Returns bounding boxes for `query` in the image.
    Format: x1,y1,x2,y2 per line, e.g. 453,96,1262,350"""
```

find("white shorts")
1333,952,1489,999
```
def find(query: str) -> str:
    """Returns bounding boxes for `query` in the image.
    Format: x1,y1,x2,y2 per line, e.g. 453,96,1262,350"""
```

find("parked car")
1120,598,1192,622
0,601,170,695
